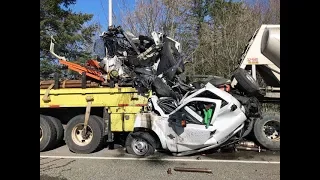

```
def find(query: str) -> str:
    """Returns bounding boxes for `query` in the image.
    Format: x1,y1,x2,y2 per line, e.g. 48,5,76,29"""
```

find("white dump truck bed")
232,24,280,100
261,26,280,69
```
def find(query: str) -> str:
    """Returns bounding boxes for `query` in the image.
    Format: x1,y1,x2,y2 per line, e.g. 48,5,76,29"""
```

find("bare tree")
186,0,280,77
117,0,191,36
117,0,165,36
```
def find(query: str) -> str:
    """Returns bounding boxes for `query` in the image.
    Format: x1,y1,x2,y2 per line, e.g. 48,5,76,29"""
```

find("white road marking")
40,155,280,164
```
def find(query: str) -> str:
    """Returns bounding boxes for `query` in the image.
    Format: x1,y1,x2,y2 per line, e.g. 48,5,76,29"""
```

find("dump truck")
230,24,280,150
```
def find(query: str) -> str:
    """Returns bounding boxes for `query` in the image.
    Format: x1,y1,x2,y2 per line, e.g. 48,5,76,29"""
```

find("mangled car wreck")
48,25,280,156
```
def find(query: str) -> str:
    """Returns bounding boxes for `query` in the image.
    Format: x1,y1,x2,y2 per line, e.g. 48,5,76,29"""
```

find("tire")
40,115,57,152
91,115,106,150
45,116,64,146
91,115,105,133
233,68,261,96
253,112,280,150
125,132,156,157
65,115,104,154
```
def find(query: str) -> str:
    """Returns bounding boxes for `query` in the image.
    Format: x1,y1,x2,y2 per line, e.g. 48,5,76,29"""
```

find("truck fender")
134,113,167,149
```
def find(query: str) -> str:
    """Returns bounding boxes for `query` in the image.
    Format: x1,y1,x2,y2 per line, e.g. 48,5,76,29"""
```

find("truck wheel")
253,112,280,150
91,115,106,150
125,132,156,157
65,115,104,154
45,115,64,146
40,115,57,152
233,68,261,96
91,115,105,133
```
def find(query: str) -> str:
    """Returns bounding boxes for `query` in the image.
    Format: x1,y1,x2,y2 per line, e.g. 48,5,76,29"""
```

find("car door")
164,97,222,153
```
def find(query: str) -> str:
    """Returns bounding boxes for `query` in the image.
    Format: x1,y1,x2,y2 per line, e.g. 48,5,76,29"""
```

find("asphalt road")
40,145,280,180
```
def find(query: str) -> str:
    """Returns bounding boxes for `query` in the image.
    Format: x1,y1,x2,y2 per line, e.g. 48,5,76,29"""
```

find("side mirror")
169,112,187,127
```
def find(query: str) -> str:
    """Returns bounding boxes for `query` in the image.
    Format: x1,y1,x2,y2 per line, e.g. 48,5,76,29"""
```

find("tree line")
40,0,279,80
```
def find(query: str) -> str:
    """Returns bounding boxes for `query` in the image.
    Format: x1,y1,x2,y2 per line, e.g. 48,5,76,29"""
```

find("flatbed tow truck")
40,81,148,153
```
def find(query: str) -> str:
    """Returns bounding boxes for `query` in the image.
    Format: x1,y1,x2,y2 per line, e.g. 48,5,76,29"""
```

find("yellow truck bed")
40,87,147,107
40,87,148,132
